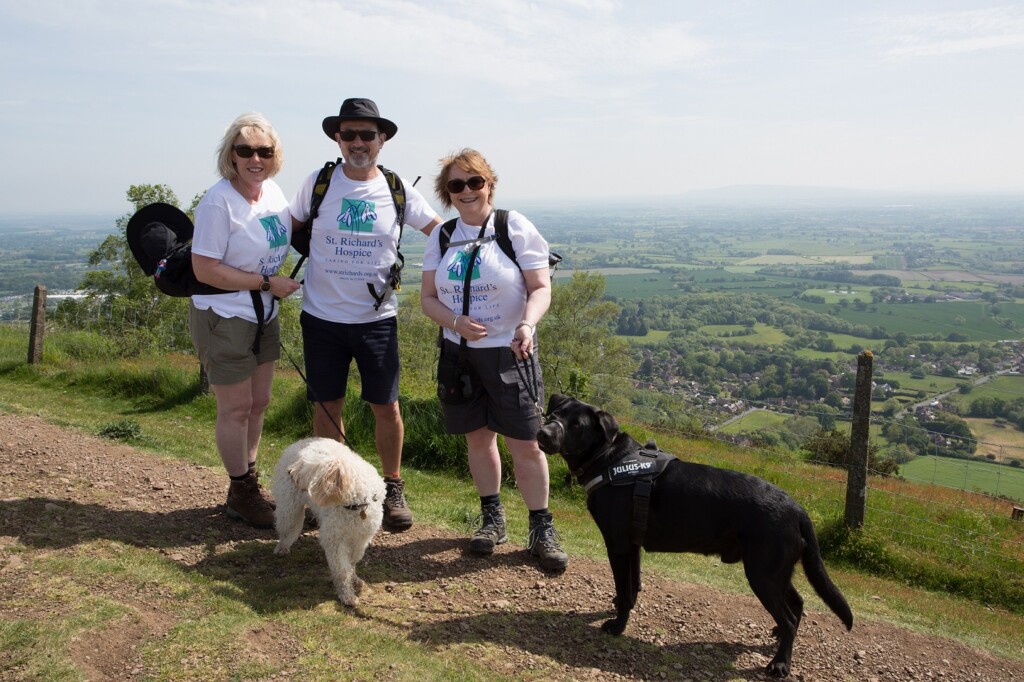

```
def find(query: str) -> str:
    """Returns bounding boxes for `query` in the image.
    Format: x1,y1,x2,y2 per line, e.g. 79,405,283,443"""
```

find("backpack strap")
248,290,275,355
366,165,407,310
437,217,458,255
438,212,518,268
439,209,561,275
288,158,338,278
492,208,520,269
310,158,340,223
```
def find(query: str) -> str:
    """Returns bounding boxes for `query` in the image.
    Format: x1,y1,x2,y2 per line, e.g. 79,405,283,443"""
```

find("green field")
717,408,790,434
801,287,874,304
623,329,672,344
699,323,789,345
877,370,964,394
900,455,1024,502
955,374,1024,403
794,299,1024,342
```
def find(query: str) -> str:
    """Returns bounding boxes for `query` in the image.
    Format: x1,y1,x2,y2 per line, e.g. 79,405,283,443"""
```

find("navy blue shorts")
300,312,400,405
439,339,544,441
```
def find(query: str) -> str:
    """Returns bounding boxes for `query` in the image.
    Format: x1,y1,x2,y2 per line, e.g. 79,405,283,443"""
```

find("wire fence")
631,414,1024,574
4,291,1024,581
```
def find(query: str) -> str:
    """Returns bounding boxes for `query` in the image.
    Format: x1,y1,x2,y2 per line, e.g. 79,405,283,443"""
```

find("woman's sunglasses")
338,129,380,142
446,176,487,193
233,145,275,159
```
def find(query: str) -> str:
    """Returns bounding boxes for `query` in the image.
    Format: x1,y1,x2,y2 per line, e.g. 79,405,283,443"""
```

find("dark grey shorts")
439,339,544,441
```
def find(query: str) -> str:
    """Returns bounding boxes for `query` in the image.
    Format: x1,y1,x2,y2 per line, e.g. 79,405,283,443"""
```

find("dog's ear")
547,393,572,413
288,458,315,491
308,458,347,507
596,410,619,444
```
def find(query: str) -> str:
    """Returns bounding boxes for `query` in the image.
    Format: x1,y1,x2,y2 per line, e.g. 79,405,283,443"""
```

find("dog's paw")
600,618,626,636
353,576,367,596
273,543,291,556
338,590,359,607
765,660,790,678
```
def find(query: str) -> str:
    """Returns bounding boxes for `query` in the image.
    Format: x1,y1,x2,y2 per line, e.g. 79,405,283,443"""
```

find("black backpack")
125,202,275,354
436,209,561,271
290,160,408,310
125,202,231,297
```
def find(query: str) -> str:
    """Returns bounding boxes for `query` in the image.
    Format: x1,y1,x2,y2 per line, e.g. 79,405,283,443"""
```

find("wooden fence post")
845,350,873,529
27,285,47,364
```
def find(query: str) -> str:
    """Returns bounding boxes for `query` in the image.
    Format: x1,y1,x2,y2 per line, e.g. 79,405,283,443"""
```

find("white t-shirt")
422,210,549,348
289,166,438,324
191,178,291,322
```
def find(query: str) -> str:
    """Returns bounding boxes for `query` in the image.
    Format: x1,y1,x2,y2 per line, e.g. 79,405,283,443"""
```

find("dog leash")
279,342,352,447
512,348,542,414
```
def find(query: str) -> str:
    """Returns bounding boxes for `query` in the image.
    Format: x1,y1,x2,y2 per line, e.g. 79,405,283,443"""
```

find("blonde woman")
190,113,300,528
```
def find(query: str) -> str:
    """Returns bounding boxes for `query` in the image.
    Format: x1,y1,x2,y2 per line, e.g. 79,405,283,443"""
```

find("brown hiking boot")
382,476,413,532
226,471,275,529
226,464,276,510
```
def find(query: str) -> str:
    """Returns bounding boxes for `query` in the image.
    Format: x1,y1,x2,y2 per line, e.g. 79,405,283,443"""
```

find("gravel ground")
1,412,1023,681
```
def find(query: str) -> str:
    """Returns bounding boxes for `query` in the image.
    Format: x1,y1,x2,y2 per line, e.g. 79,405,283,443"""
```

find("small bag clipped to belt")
436,216,490,405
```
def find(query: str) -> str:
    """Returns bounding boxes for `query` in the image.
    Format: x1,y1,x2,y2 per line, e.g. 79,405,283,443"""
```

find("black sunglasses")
446,176,487,193
233,145,275,159
338,129,380,142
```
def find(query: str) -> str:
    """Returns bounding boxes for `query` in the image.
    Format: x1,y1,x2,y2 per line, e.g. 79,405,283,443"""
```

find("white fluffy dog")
272,438,386,606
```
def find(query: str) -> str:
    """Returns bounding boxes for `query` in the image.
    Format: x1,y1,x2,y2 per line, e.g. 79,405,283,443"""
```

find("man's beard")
345,150,376,169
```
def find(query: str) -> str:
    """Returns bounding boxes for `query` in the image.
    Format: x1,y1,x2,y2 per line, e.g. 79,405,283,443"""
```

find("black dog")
537,394,853,678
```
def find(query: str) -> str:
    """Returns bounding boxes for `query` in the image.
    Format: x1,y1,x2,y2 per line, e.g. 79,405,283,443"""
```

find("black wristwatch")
259,274,271,292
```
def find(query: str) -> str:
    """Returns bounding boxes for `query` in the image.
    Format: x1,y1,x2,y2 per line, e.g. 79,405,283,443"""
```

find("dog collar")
344,493,378,519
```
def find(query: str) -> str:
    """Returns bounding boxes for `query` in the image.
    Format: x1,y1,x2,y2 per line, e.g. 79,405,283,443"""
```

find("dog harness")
577,442,675,547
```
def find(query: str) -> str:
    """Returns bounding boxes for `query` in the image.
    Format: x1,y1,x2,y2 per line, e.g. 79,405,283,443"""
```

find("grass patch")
900,455,1024,501
3,324,1024,672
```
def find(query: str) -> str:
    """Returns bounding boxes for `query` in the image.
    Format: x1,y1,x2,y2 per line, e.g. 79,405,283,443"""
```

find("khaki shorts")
189,304,280,385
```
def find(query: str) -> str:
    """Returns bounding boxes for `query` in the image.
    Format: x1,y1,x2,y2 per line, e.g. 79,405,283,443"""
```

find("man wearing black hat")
289,98,442,532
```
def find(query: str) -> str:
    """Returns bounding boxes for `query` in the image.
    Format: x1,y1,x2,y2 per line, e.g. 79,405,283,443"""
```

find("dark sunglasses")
338,129,380,142
446,176,487,193
233,145,275,159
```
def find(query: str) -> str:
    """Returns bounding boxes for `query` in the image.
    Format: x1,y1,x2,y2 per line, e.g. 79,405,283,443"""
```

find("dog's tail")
800,514,854,631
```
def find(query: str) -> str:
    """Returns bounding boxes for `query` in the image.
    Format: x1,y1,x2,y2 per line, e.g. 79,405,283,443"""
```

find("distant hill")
676,185,1024,208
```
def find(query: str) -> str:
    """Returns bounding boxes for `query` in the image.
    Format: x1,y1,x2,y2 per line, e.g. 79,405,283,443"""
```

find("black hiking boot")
528,512,568,571
469,501,508,555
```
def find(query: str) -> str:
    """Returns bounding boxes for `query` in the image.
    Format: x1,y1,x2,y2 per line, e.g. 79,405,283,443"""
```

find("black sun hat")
321,97,398,141
125,202,193,276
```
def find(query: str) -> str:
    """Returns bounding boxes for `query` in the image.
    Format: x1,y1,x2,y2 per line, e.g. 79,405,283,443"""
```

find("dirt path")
2,412,1023,681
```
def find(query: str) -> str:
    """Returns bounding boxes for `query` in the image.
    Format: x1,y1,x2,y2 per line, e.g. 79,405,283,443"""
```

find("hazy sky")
2,0,1022,215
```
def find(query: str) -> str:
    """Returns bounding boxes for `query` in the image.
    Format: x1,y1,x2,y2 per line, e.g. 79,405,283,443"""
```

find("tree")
541,271,635,415
58,185,203,355
813,404,839,430
803,428,898,476
80,184,186,301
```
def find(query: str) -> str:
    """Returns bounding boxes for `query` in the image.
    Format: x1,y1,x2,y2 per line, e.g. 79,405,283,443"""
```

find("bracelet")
516,320,536,335
451,314,461,330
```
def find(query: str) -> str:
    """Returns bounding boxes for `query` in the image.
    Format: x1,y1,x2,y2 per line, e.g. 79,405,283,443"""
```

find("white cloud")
869,6,1024,58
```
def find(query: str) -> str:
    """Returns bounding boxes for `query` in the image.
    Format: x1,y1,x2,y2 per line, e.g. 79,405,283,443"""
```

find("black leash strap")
513,348,541,413
248,290,275,355
280,342,352,448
